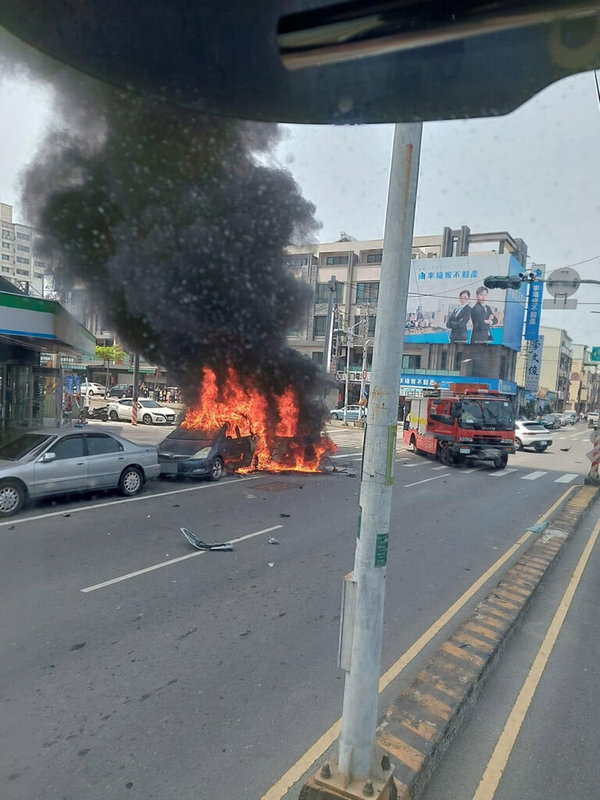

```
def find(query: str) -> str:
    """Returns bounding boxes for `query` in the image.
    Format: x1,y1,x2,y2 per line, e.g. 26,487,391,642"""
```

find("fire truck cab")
402,384,515,469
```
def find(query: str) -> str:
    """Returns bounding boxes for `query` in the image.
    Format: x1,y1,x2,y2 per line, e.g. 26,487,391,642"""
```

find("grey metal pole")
322,275,338,375
337,122,422,784
343,332,353,425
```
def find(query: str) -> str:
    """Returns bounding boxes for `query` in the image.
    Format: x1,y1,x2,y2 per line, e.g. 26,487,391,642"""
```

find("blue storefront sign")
524,279,543,341
399,373,517,395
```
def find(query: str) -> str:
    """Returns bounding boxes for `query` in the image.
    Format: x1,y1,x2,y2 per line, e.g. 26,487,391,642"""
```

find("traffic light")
483,275,523,290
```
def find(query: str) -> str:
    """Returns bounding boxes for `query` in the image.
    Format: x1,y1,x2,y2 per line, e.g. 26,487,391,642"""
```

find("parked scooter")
82,405,109,422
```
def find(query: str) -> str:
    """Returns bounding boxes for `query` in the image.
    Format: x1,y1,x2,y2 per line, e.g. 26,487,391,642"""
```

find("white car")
514,420,552,452
107,398,176,425
79,381,107,398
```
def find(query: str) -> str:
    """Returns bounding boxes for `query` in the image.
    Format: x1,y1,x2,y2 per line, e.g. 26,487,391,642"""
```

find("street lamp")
335,320,364,426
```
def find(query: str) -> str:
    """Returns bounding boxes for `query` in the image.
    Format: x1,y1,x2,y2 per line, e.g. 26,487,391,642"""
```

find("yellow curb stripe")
463,622,503,641
455,632,496,654
401,717,438,742
406,689,453,720
472,515,600,800
442,641,486,667
378,733,425,771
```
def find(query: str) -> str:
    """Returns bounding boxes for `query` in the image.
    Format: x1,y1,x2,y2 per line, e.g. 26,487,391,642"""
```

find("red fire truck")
402,384,515,469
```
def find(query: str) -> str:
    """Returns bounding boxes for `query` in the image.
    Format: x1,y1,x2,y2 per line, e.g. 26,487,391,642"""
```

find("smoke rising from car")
6,29,327,429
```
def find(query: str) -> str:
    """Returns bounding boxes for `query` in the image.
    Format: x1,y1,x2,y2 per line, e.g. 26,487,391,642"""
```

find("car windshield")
2,11,600,800
0,433,52,460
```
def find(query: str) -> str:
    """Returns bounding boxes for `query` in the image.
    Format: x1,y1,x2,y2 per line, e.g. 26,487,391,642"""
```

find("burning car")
157,367,336,480
158,424,257,481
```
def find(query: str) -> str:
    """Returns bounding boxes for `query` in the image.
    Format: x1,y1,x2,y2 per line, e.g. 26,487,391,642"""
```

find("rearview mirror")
40,452,56,463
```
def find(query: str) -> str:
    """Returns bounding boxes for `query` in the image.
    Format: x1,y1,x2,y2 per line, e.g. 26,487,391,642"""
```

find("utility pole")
343,329,353,426
322,275,338,377
301,122,423,800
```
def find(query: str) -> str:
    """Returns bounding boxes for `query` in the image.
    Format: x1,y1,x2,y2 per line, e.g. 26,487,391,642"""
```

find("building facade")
0,201,51,297
285,228,528,403
516,325,573,412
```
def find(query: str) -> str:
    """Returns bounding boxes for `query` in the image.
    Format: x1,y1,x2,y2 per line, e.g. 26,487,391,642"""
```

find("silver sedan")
0,428,160,517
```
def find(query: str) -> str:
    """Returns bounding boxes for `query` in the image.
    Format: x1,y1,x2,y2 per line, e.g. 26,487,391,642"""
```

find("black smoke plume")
13,38,326,428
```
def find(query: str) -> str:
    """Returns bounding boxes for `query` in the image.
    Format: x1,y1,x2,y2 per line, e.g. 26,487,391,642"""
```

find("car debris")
268,537,280,545
180,527,233,551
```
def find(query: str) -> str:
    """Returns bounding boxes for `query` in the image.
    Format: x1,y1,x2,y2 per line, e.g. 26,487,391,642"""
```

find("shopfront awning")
0,291,96,357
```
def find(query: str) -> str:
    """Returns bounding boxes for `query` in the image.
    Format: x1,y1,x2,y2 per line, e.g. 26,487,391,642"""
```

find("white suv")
79,381,107,398
514,420,552,452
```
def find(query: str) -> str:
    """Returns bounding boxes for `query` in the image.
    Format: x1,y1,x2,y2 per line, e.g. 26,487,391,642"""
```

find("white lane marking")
461,467,486,474
404,474,450,488
0,475,264,529
432,465,448,471
401,462,420,467
331,452,363,459
554,473,579,483
488,468,518,477
81,524,283,592
521,471,548,481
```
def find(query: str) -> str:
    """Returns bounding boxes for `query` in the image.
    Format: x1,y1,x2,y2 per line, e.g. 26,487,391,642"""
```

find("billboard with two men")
404,253,527,351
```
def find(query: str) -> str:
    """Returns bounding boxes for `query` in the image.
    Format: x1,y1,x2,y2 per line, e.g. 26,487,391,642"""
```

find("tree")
95,345,127,389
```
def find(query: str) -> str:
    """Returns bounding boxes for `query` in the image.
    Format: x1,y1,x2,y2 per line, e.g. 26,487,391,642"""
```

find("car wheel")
208,457,224,482
439,444,454,466
109,410,118,421
142,414,153,425
493,452,508,469
118,466,143,496
534,443,548,452
100,411,108,422
515,437,523,451
0,480,26,517
330,412,339,420
88,391,94,397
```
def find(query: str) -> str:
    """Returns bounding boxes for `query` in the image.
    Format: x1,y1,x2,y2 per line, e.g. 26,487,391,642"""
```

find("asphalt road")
0,422,592,800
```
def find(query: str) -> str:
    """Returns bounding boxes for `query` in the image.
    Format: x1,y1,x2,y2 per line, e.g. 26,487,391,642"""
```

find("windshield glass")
139,400,161,408
459,399,514,429
0,433,52,461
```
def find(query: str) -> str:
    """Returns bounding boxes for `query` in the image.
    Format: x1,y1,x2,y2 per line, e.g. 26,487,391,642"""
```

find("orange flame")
181,367,336,473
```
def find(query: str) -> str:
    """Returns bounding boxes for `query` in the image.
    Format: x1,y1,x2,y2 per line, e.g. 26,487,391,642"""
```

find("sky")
0,62,599,346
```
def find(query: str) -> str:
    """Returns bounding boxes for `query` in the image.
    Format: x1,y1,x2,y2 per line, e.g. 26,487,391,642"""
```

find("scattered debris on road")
267,562,275,567
279,513,290,518
180,527,233,551
268,537,279,545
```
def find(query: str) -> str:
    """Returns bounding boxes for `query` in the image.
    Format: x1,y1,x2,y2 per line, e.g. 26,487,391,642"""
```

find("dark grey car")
0,428,160,517
158,424,257,481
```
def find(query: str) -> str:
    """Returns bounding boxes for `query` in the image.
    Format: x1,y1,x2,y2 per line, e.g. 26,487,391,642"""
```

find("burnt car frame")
158,424,257,481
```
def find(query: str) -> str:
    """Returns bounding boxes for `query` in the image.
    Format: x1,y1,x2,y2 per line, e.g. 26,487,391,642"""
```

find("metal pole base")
299,759,397,800
585,473,600,485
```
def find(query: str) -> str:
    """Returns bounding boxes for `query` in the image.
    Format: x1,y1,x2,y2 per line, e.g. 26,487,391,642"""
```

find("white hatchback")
514,420,552,452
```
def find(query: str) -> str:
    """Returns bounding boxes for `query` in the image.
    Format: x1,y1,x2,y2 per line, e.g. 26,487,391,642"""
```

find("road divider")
376,484,597,800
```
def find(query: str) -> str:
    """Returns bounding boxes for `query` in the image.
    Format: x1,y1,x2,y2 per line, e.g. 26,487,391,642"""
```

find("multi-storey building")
0,201,51,296
516,325,573,412
286,227,528,403
568,344,600,414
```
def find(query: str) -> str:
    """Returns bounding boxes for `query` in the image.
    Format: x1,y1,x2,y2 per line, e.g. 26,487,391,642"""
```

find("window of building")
34,273,44,279
366,252,382,263
455,351,463,371
440,351,448,371
2,229,12,239
353,314,376,337
315,282,344,303
499,355,507,380
16,245,30,253
325,255,348,265
16,256,30,264
34,260,47,268
16,231,30,240
356,282,379,303
402,354,421,369
16,268,29,275
286,256,308,267
1,254,10,261
313,316,327,337
2,242,10,249
287,327,300,337
311,351,322,363
2,266,10,273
